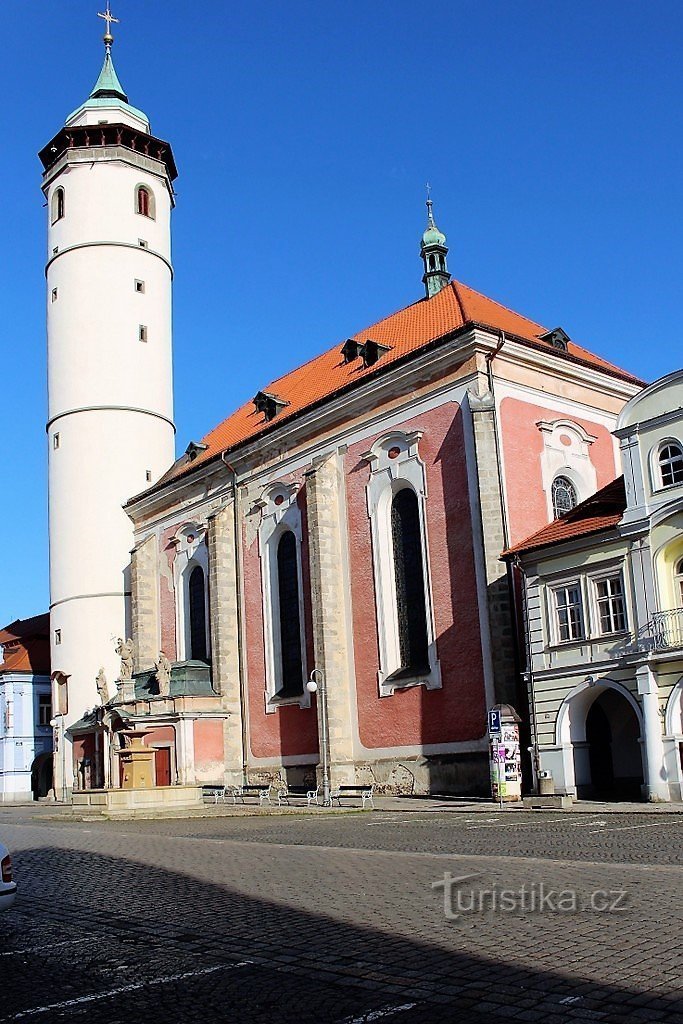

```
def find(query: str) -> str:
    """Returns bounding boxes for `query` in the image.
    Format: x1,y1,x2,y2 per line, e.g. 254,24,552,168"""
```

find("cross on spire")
98,3,119,50
425,182,435,226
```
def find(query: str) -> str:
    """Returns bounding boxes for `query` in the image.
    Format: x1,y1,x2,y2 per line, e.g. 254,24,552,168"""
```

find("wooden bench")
273,784,321,808
330,783,374,809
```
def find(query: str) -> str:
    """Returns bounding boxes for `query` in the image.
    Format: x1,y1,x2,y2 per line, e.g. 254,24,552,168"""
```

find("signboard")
488,709,501,735
489,715,521,802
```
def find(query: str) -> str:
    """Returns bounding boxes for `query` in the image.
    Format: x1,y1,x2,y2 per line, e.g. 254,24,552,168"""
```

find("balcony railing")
638,608,683,652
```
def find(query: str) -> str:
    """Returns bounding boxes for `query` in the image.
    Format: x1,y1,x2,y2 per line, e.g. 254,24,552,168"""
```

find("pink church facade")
109,277,641,797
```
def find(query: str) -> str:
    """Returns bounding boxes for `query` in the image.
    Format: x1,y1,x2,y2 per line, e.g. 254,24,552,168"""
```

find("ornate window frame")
536,419,597,522
650,437,683,492
362,430,441,697
254,482,310,711
172,523,210,662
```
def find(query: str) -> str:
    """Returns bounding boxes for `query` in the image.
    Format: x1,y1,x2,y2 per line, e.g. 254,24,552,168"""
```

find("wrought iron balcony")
637,608,683,652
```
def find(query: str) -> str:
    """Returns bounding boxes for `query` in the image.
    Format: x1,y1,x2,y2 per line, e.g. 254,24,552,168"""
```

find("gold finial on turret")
97,3,120,50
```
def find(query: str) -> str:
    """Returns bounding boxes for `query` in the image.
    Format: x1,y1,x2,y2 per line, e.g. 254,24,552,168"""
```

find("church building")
42,17,644,798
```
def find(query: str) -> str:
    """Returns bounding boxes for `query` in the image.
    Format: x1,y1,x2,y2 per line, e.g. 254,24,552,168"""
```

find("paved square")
0,807,681,1022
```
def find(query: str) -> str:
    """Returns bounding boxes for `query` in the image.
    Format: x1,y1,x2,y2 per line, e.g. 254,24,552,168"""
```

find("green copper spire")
89,50,128,103
65,4,149,130
420,186,451,298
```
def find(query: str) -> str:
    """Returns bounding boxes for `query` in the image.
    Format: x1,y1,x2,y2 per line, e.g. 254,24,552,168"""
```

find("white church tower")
39,8,176,795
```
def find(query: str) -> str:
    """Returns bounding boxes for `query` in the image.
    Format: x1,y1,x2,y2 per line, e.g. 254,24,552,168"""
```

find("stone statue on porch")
95,667,110,705
155,651,172,698
115,638,135,681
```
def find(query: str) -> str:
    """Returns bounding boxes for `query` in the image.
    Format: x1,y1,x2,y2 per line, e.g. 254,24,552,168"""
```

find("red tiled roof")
154,280,643,488
503,477,627,557
0,613,51,675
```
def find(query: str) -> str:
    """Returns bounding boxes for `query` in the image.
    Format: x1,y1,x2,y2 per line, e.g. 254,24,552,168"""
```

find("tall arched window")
276,531,304,696
188,565,207,661
659,442,683,487
676,558,683,607
391,488,429,676
136,185,155,219
552,475,578,518
51,187,65,224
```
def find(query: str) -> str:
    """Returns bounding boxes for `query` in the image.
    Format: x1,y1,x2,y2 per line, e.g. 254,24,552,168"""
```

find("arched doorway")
585,690,643,799
556,680,645,800
31,753,53,800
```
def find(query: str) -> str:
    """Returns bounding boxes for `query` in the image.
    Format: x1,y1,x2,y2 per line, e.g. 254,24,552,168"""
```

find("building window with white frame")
188,565,208,661
173,525,211,664
553,583,585,642
675,558,683,607
275,530,305,697
593,574,627,635
551,475,578,518
658,441,683,487
51,187,65,223
362,430,441,696
38,693,52,727
391,488,430,676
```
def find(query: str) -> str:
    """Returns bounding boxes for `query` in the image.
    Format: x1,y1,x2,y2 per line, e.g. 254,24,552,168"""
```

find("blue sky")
1,1,682,625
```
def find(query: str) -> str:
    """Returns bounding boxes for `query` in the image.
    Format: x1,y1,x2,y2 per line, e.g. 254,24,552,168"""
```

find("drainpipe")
514,553,541,790
221,453,249,786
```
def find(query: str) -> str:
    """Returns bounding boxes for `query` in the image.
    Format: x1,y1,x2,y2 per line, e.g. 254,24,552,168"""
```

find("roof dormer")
253,391,290,422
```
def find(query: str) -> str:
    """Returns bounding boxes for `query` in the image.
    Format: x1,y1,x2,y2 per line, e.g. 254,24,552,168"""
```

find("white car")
0,842,16,911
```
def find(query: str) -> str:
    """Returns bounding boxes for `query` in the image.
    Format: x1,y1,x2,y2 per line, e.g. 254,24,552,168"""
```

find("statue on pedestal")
155,651,172,698
115,638,135,680
95,667,110,705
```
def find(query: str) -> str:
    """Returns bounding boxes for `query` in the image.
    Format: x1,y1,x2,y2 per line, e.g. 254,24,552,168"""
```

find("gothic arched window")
276,531,304,696
136,185,155,219
659,442,683,487
552,475,578,519
51,187,65,224
391,488,429,675
188,565,207,661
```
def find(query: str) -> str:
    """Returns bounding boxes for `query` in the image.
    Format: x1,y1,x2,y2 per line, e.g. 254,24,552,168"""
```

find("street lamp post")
306,669,330,806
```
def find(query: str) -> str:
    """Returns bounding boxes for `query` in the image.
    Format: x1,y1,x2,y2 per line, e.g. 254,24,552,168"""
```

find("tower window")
54,629,62,646
51,187,65,224
53,433,60,450
134,279,145,293
188,565,207,662
391,488,430,676
138,239,148,248
51,287,58,302
136,185,155,219
276,531,304,696
146,470,152,482
139,325,148,343
551,475,578,518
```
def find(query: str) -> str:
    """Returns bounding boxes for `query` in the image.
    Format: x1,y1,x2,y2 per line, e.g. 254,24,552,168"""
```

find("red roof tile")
0,613,51,675
155,281,643,487
503,477,627,557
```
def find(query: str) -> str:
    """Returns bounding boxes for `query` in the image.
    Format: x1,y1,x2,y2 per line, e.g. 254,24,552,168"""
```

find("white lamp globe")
306,680,318,693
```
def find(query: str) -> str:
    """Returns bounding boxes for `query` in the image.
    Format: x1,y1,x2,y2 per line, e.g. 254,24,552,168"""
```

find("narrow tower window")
53,433,60,450
54,629,62,646
188,565,207,662
134,279,145,293
51,287,58,302
391,488,429,676
51,188,65,224
136,185,155,219
139,325,148,343
276,531,304,696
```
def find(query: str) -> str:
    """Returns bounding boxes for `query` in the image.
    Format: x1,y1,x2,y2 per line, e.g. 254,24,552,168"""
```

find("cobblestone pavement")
0,808,681,1023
